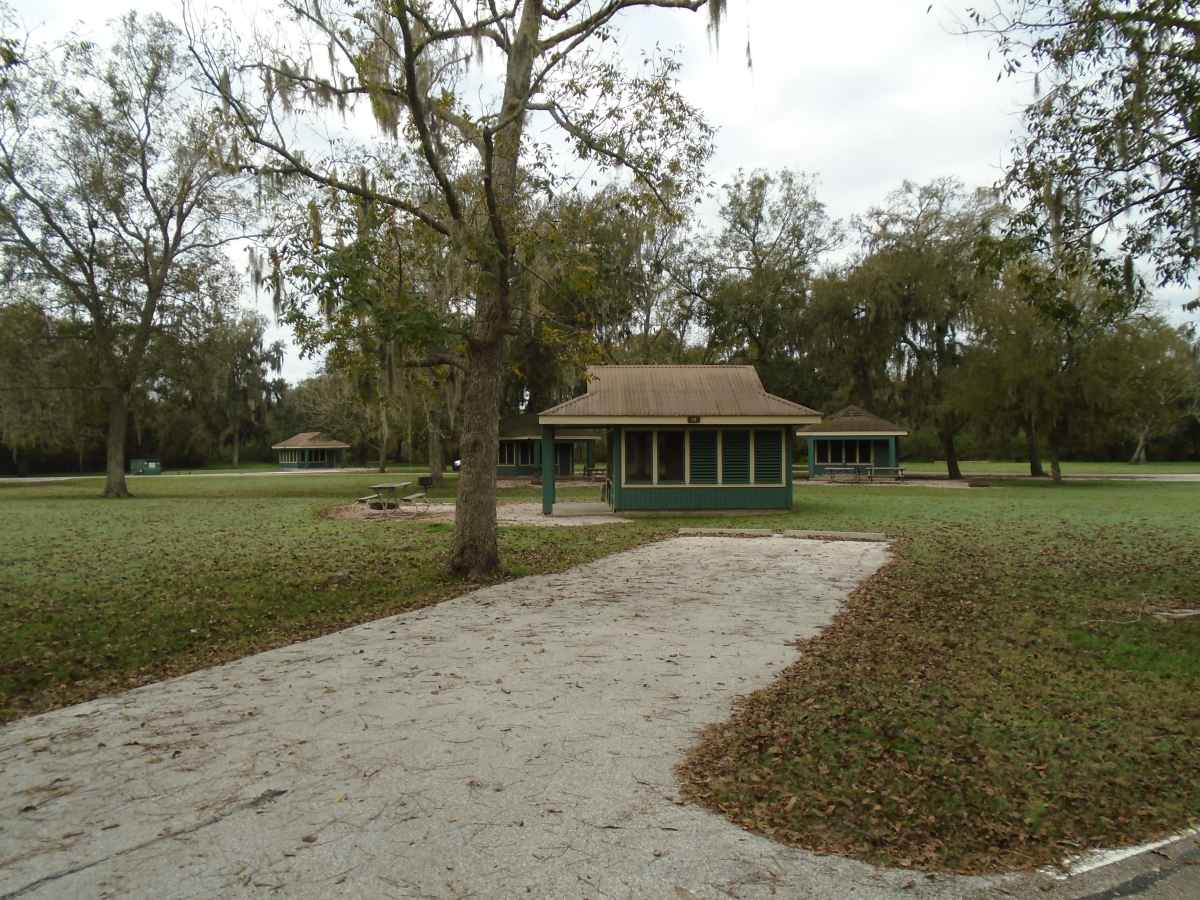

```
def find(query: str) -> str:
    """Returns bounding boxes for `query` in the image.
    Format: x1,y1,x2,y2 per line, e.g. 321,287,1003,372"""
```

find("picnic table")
369,482,412,509
824,465,905,483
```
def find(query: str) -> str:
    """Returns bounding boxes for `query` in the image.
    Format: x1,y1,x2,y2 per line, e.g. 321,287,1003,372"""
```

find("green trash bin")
129,458,162,475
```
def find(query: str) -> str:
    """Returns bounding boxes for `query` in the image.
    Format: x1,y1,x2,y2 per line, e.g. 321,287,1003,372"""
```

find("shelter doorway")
555,443,574,477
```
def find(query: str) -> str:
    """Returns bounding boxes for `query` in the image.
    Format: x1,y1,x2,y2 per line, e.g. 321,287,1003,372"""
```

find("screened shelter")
796,406,907,477
537,366,821,514
271,432,350,469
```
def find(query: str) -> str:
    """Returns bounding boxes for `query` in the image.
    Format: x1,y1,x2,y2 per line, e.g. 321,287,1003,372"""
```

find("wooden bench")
356,494,380,504
400,491,427,504
869,466,905,482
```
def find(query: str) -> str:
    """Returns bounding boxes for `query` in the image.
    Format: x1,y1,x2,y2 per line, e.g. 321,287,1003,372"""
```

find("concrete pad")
0,537,1009,900
783,529,889,542
676,527,777,537
548,502,626,523
335,501,629,527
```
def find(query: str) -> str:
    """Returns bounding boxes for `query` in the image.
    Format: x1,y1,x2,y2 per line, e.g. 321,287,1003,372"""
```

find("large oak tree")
190,0,724,577
969,0,1200,304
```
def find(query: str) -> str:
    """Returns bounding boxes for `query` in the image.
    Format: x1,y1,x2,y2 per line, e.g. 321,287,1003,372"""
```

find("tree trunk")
104,389,130,497
1049,442,1063,483
403,374,414,464
445,0,536,578
940,429,963,480
448,335,503,579
232,428,240,468
851,360,874,410
426,401,444,485
378,394,390,473
1026,417,1045,477
1128,426,1148,464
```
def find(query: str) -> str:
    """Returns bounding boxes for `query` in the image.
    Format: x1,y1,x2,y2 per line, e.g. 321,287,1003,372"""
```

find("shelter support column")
785,430,794,509
541,426,556,515
585,440,593,473
888,437,897,467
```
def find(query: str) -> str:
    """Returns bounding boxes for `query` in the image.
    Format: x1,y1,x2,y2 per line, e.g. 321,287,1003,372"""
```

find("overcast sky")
14,1,1184,383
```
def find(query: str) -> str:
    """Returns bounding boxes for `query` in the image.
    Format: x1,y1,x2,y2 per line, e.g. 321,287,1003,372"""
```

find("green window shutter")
754,430,782,483
689,430,718,484
722,430,750,484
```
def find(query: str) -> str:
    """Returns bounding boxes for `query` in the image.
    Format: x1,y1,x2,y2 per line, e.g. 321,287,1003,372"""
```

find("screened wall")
620,428,787,487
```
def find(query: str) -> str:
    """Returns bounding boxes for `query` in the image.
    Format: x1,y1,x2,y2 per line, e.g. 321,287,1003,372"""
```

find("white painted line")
1042,827,1200,880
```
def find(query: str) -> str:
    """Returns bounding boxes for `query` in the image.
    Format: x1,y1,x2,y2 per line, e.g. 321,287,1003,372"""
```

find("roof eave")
796,430,908,437
539,414,822,426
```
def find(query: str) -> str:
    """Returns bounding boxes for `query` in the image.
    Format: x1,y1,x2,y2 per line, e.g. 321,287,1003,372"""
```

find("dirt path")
0,536,1024,900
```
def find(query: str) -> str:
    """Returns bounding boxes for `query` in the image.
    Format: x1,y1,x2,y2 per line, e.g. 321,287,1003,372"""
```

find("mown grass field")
0,472,654,722
678,479,1200,873
1,471,1198,873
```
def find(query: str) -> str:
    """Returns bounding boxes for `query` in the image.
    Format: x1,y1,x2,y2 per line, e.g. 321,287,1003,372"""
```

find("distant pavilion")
271,432,350,469
797,406,907,477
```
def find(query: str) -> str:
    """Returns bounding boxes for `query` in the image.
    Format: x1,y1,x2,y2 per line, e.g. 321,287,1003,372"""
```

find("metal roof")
538,365,820,423
796,405,908,436
271,432,352,450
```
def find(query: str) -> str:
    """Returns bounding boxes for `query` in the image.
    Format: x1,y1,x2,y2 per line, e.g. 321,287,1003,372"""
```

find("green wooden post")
888,437,897,467
807,438,816,478
609,427,621,511
784,430,794,509
541,425,555,515
585,440,593,474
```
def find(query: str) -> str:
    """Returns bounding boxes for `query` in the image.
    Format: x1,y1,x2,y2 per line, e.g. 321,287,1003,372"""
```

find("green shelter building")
537,365,821,514
797,406,908,477
272,432,351,469
497,414,602,478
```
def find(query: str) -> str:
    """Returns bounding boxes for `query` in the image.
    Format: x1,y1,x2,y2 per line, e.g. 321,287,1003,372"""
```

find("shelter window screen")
753,430,783,483
689,431,718,484
815,441,829,464
721,430,751,484
518,442,532,466
498,442,516,466
657,431,685,484
624,431,653,484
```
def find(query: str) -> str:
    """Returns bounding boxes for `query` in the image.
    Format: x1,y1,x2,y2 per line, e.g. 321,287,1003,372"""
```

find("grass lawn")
677,480,1200,873
0,472,658,722
1,472,1197,874
897,459,1200,476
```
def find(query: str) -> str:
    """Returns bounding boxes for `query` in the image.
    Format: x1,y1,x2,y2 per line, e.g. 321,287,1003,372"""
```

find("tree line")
2,2,1199,578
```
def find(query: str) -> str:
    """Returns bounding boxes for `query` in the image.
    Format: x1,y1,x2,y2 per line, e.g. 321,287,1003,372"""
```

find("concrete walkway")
1,537,1022,900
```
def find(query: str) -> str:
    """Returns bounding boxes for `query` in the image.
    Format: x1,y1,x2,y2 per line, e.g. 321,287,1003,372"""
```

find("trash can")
129,458,162,475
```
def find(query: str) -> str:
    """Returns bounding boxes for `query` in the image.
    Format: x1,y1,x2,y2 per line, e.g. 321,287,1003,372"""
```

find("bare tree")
0,13,247,495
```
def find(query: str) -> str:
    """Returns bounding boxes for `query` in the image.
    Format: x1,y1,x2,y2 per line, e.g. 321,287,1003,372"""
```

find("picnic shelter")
272,432,351,469
537,365,821,514
497,414,602,478
797,406,908,478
